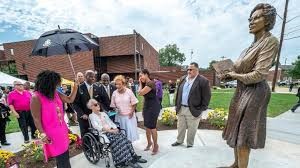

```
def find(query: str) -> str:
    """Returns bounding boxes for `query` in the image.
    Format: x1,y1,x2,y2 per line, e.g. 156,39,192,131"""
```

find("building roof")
280,65,295,70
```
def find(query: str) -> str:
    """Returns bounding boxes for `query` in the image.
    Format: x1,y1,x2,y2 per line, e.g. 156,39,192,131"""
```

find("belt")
16,110,30,113
181,104,189,107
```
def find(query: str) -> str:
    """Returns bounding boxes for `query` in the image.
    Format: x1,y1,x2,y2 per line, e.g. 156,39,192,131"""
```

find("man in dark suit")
98,73,116,112
171,62,211,148
73,70,105,137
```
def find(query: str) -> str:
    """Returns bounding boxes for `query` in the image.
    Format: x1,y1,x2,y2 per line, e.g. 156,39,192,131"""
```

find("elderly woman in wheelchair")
85,99,145,168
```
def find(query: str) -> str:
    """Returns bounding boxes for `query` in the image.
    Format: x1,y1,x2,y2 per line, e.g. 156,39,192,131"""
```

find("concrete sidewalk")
267,110,300,145
70,129,300,168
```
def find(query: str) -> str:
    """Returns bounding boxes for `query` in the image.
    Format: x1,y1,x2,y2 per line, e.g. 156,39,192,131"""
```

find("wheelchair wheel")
82,133,101,164
105,156,110,168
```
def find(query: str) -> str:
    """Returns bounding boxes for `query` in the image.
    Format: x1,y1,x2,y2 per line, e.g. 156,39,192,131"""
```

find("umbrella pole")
67,54,76,78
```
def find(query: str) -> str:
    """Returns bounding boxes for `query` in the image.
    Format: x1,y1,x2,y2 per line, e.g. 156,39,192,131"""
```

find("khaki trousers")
176,106,201,146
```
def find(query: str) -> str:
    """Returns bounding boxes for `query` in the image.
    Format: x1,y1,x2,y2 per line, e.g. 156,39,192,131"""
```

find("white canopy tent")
0,72,33,87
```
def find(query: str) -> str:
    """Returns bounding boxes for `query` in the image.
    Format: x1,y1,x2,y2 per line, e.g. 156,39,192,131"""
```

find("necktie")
106,86,110,99
88,85,93,98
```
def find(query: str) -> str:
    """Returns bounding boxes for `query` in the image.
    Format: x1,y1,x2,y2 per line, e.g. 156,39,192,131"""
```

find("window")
22,63,26,70
10,49,14,55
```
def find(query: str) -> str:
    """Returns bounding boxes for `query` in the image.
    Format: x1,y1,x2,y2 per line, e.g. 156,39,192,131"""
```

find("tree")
207,60,217,70
159,44,185,66
0,62,17,74
288,55,300,79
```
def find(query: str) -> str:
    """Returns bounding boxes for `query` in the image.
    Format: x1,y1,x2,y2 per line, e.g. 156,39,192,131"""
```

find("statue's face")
249,9,266,34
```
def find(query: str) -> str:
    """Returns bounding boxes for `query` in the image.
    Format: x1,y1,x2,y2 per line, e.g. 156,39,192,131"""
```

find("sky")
0,0,300,68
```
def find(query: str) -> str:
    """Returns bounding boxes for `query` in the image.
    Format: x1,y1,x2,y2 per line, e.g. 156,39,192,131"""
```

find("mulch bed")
137,119,222,131
14,144,82,168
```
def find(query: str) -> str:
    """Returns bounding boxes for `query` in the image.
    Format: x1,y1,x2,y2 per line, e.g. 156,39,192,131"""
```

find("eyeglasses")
93,103,99,107
248,14,264,22
14,84,23,86
187,69,194,71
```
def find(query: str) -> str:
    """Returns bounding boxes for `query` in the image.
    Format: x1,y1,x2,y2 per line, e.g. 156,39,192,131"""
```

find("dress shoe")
171,142,182,147
187,145,193,148
1,142,11,146
128,162,143,168
136,158,147,163
144,143,152,151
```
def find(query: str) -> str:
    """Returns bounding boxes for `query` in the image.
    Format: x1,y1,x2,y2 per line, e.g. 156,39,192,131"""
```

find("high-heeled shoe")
151,144,159,155
144,143,152,151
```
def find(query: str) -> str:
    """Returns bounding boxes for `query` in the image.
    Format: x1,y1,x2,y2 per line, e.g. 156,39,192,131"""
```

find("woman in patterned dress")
88,99,143,168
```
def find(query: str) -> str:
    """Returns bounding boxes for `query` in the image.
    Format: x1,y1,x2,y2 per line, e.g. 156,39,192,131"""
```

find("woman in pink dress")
31,70,78,168
110,75,139,142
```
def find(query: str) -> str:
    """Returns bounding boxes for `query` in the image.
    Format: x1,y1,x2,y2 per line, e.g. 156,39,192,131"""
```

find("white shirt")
85,81,92,91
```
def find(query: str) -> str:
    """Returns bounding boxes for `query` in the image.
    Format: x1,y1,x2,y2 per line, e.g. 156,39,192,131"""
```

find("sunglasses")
187,69,194,71
93,103,99,107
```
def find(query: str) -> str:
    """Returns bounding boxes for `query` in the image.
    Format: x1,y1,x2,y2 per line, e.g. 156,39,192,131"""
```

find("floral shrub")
22,141,44,162
0,149,15,168
161,108,177,126
207,108,228,129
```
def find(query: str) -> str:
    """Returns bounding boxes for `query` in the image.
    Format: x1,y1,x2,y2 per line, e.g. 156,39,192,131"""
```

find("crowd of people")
0,61,210,168
0,3,290,168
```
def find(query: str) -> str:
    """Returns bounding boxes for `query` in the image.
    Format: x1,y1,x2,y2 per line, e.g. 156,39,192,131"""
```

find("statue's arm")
231,37,279,85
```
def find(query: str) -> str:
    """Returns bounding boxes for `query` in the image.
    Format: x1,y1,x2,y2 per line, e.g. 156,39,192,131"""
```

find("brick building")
0,33,159,81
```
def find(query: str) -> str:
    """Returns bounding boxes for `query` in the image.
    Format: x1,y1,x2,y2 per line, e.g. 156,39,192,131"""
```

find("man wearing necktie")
73,70,106,137
98,73,116,120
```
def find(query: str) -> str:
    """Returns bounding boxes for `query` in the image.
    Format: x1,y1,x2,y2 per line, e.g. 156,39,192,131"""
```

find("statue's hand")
225,71,237,79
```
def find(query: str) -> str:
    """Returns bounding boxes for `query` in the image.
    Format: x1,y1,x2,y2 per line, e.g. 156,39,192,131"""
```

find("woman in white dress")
110,75,139,142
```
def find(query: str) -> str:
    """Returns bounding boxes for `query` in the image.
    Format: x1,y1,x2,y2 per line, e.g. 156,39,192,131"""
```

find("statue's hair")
250,3,277,31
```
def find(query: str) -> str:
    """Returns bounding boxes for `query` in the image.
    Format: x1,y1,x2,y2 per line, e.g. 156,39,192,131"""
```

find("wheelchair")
82,114,126,168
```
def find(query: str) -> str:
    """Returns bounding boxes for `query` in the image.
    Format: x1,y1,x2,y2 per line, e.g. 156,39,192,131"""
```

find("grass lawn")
6,116,20,133
136,89,171,112
210,90,296,117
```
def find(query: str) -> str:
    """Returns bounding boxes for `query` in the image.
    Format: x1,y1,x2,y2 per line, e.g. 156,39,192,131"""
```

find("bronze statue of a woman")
219,3,279,168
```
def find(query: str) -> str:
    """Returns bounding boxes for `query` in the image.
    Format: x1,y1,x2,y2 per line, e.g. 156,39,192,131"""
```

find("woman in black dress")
138,69,160,155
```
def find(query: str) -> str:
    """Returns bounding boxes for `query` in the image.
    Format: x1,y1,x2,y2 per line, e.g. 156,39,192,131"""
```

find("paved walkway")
2,109,300,168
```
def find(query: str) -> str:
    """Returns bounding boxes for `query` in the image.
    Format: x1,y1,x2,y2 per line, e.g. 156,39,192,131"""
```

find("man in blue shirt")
172,62,211,148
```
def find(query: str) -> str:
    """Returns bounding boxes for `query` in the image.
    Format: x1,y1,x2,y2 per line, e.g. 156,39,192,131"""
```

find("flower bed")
138,108,225,131
207,108,228,129
12,132,82,168
0,149,18,168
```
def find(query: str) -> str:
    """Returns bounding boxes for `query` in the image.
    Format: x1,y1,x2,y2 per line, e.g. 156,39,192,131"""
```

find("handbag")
0,103,10,119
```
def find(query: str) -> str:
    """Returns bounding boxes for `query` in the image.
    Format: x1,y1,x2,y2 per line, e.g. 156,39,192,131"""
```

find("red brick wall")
2,33,159,81
106,55,135,73
137,35,159,71
0,50,5,60
3,40,94,81
99,35,134,57
99,34,159,72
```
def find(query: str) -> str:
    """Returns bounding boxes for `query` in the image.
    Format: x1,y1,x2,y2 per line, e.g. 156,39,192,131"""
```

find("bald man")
73,70,106,137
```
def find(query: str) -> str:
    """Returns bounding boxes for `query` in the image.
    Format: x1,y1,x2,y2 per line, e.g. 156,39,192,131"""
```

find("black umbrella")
31,28,99,77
